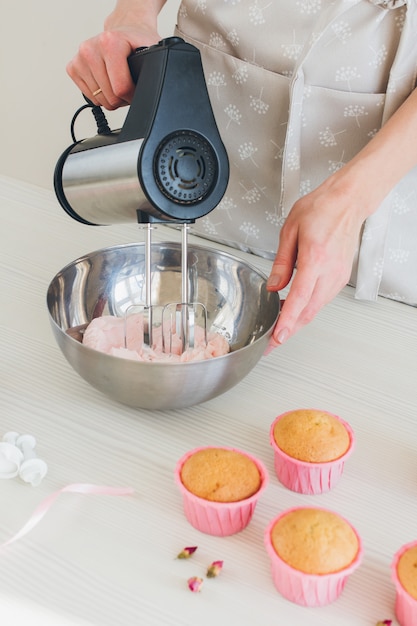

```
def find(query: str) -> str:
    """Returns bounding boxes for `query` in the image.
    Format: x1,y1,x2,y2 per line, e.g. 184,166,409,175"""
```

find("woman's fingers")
265,183,364,350
66,29,159,109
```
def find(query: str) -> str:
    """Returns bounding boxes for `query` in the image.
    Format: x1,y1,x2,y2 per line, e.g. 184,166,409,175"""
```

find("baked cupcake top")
180,447,261,503
397,545,417,600
270,508,359,575
273,409,350,463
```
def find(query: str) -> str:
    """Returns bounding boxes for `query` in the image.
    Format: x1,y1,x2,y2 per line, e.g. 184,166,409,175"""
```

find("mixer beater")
124,221,208,355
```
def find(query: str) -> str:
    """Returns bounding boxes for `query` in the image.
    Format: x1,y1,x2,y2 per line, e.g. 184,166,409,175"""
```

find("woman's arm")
267,87,417,348
66,0,167,109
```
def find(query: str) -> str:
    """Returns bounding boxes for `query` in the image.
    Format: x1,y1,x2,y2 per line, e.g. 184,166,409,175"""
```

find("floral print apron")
174,0,417,304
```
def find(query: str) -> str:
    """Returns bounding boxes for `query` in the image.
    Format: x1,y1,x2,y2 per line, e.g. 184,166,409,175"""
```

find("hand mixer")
54,37,229,354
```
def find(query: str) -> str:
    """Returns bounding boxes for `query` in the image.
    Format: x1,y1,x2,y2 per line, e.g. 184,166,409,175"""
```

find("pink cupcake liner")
264,507,363,607
174,446,269,536
269,410,355,495
392,540,417,626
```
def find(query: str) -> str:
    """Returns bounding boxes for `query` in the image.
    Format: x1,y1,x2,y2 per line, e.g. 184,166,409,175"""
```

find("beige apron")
175,0,417,304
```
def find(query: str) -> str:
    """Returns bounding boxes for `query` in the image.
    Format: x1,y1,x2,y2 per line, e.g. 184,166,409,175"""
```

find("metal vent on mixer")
154,131,217,204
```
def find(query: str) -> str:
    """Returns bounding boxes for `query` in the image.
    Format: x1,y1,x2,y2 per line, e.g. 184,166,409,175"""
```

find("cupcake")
392,541,417,626
264,507,363,606
174,446,268,536
270,408,354,494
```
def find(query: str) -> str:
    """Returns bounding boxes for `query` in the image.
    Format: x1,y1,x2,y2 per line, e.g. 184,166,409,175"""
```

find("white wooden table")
1,175,416,625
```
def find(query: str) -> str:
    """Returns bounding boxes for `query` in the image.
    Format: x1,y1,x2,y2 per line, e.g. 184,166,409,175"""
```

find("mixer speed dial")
154,131,217,204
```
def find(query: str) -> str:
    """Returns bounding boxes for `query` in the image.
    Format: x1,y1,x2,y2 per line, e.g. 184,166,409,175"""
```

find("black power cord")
70,97,112,143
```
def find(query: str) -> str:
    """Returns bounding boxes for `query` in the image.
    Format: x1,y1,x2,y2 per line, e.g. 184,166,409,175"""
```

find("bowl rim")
49,240,274,281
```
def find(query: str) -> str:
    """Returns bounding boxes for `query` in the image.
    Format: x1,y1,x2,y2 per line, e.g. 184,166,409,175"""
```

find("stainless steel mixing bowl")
47,242,280,410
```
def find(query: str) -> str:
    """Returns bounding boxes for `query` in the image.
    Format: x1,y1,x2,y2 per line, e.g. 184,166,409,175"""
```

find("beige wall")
0,1,180,190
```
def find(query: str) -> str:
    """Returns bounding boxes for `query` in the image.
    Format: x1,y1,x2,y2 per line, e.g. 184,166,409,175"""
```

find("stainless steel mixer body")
53,37,230,353
54,37,229,226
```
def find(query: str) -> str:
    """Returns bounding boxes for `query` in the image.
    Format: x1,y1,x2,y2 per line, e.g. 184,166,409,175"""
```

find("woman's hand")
266,170,369,350
66,0,168,109
66,25,160,109
266,87,417,350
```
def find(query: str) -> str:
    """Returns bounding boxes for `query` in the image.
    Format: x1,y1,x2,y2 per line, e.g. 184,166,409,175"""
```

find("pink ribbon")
1,483,134,549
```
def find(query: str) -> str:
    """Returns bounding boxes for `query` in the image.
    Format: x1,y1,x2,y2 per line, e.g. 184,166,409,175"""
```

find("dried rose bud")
206,560,224,578
177,546,198,559
376,621,392,626
187,576,203,592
